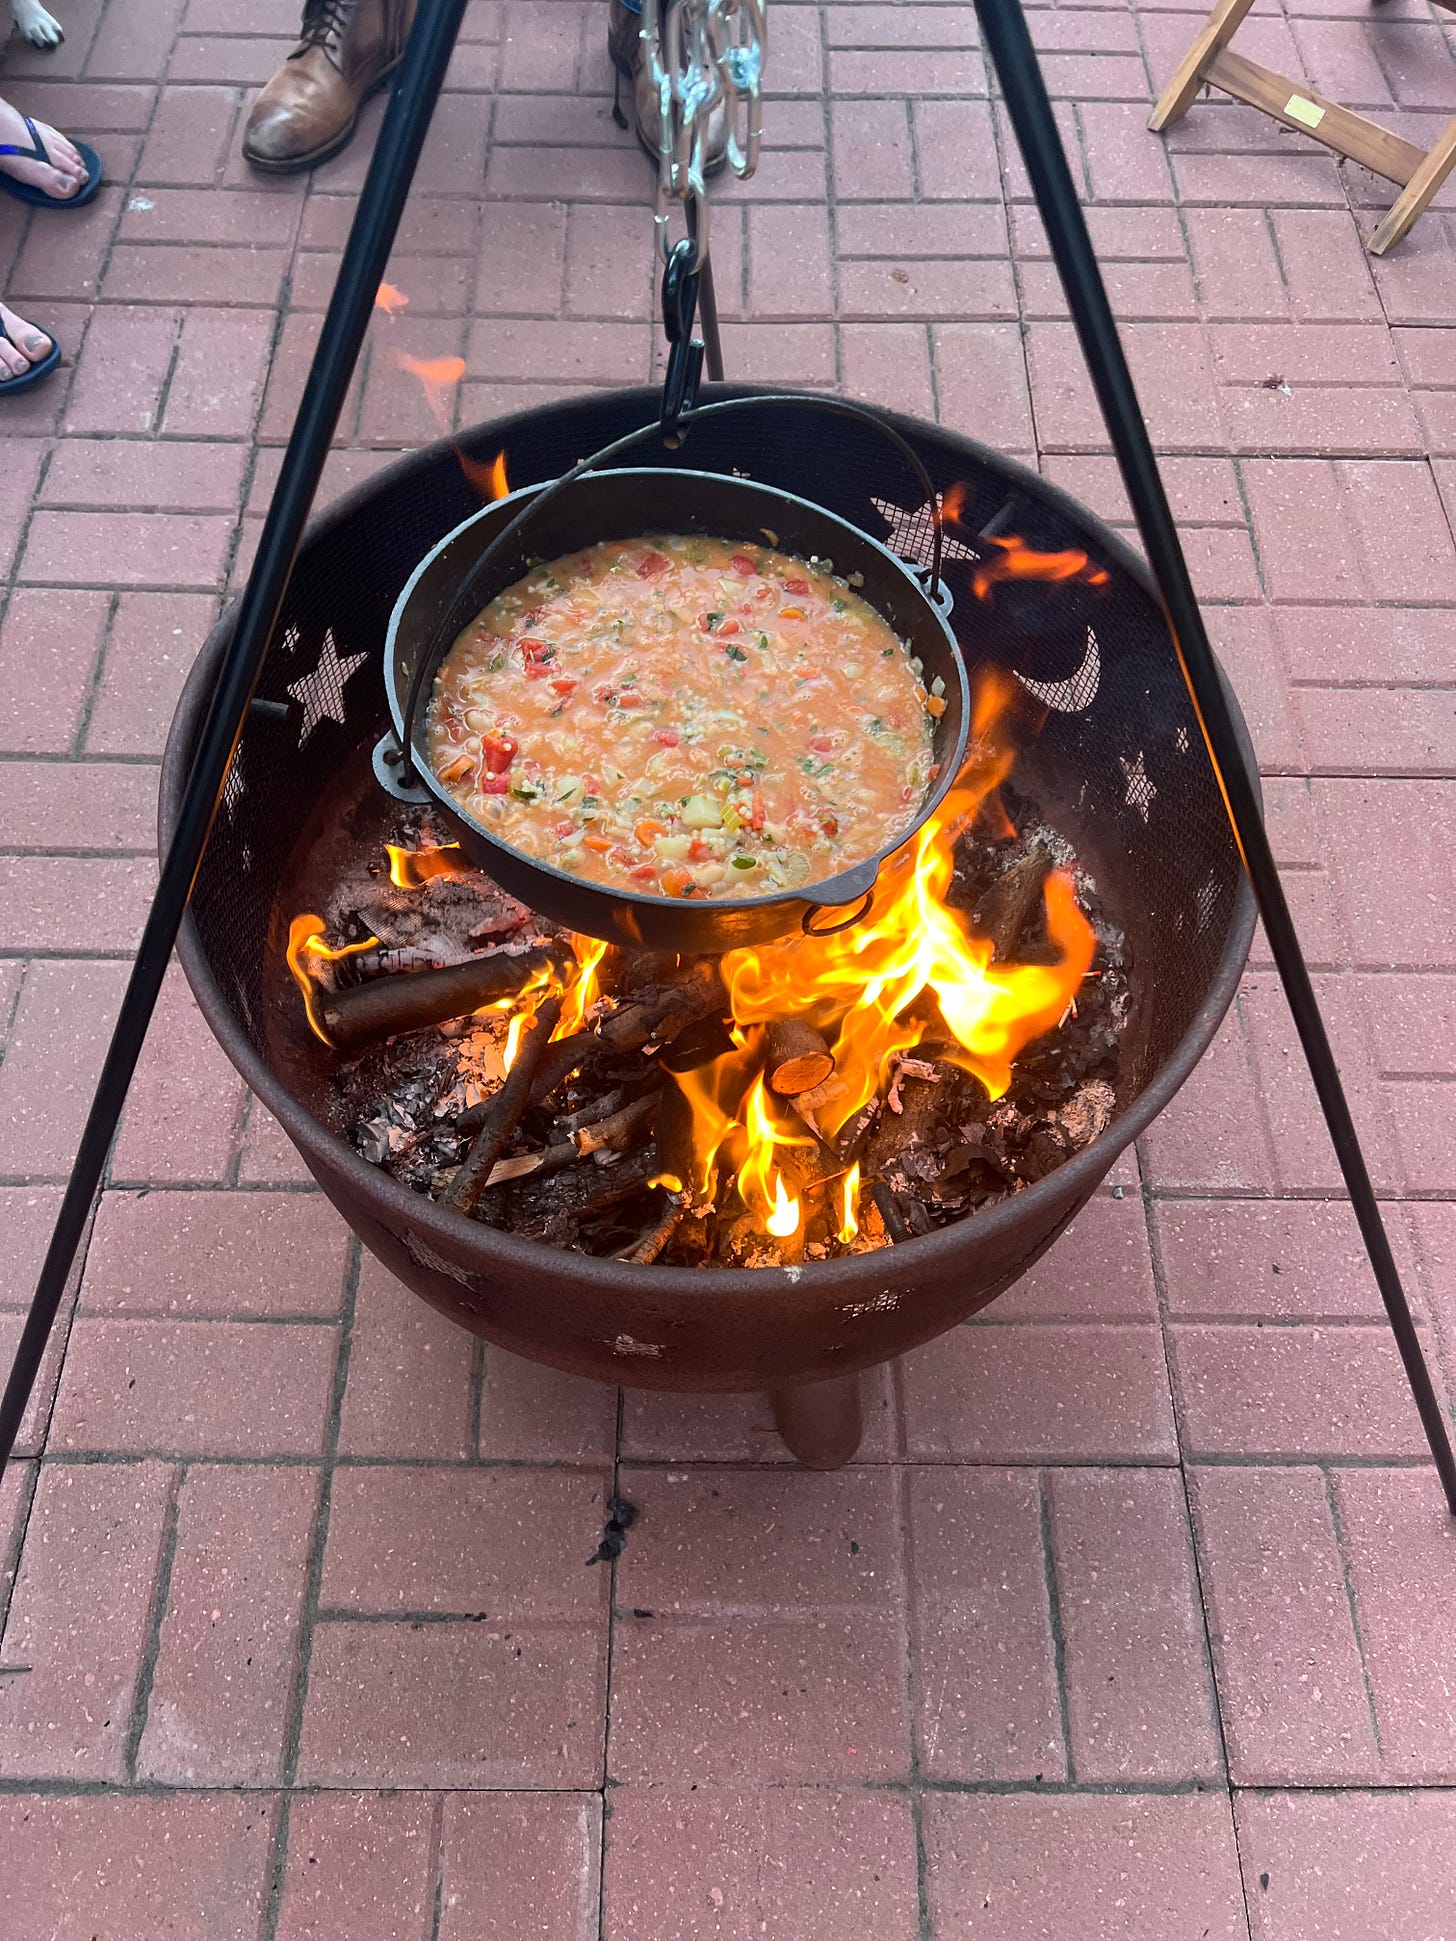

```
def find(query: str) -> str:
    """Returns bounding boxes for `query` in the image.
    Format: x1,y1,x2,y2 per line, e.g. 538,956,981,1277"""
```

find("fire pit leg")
768,1373,864,1470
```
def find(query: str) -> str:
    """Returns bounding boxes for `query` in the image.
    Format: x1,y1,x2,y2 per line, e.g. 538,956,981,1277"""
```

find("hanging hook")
660,235,706,446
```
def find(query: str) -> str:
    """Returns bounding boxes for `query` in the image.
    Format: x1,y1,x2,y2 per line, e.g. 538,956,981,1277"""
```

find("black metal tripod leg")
972,0,1456,1513
0,0,471,1481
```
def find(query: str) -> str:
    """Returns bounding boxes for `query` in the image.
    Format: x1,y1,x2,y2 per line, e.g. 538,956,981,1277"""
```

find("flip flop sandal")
0,316,61,395
0,116,103,208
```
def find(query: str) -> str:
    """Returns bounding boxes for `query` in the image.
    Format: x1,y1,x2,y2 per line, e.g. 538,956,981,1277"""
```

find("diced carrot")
779,606,807,621
616,690,643,707
926,694,946,717
550,677,577,697
635,818,667,846
583,835,614,853
717,619,740,636
660,863,693,896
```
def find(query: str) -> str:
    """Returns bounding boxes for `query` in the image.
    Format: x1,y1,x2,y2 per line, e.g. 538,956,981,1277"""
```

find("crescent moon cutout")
1013,629,1101,713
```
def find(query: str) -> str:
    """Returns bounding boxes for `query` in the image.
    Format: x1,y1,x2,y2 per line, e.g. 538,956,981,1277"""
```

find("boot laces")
299,0,353,57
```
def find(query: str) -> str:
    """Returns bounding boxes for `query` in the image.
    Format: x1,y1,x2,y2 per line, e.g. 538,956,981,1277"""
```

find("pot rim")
383,465,972,934
162,385,1257,1304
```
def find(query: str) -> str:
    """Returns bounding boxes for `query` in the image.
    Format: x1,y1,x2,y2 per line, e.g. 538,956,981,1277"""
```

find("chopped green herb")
704,611,724,631
731,855,757,870
725,644,749,663
831,597,848,613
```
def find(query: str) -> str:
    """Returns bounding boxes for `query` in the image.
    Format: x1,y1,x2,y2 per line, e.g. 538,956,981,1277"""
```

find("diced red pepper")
481,733,517,775
717,618,740,636
592,684,617,707
481,774,510,795
731,553,757,576
607,845,634,869
616,690,643,707
555,817,575,837
820,813,839,838
519,636,550,664
754,584,774,604
636,550,669,579
549,676,577,698
524,663,550,680
687,837,711,863
809,734,834,754
783,577,810,596
698,613,717,633
742,797,766,830
652,727,680,747
630,862,658,883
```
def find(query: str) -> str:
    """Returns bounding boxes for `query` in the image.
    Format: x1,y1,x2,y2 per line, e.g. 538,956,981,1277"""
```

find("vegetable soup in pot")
427,533,943,901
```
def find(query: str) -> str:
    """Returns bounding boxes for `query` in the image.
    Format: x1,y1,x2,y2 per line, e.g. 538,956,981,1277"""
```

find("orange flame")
385,842,468,889
837,1161,861,1244
969,533,1110,604
286,914,379,1044
457,447,511,502
396,351,466,431
662,672,1097,1239
375,281,409,317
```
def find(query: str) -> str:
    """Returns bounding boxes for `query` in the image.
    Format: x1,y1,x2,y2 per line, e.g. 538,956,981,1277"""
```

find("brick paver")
3,0,1456,1931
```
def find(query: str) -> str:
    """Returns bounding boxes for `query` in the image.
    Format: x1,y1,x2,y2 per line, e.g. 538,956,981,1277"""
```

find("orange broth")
427,533,942,900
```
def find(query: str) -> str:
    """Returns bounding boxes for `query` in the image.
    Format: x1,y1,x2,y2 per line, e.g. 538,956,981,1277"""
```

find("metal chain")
641,0,765,266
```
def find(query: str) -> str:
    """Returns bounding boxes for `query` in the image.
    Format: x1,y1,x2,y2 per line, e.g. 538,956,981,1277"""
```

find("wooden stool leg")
1148,0,1259,131
1369,114,1456,253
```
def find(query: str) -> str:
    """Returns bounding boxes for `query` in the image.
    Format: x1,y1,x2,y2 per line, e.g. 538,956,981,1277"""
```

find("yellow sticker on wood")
1284,94,1326,130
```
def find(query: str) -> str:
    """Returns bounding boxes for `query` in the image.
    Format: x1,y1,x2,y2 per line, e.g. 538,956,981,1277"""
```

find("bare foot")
0,95,87,201
0,300,53,381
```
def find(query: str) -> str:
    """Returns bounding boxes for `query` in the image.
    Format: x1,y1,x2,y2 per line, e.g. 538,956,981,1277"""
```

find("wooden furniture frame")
1148,0,1456,253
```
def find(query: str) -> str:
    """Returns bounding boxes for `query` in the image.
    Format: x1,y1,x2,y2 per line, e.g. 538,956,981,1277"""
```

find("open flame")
375,281,409,317
286,915,379,1044
663,669,1097,1240
457,448,510,502
384,842,467,889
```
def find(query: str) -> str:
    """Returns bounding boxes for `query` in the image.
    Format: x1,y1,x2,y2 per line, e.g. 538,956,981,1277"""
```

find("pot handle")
373,731,432,805
801,858,878,937
397,393,950,786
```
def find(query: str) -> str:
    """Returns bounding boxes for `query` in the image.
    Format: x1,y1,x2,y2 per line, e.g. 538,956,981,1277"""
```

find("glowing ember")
396,351,466,431
286,914,379,1044
375,281,409,316
384,842,467,889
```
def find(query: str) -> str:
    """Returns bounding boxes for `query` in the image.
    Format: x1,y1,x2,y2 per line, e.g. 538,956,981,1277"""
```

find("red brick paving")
3,0,1456,1933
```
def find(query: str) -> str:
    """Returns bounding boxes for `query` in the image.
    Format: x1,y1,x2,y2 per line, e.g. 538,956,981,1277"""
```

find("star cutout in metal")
286,627,368,747
870,495,979,571
1118,750,1157,823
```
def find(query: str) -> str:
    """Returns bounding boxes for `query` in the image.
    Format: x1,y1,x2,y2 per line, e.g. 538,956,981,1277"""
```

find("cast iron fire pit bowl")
162,387,1255,1466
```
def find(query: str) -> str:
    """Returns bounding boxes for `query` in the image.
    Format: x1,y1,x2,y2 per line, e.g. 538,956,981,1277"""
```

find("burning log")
444,995,563,1216
596,959,728,1053
974,837,1054,962
762,1020,836,1097
322,947,557,1053
507,1150,660,1244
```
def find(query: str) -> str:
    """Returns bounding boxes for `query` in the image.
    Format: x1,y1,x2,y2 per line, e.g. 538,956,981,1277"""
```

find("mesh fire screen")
187,385,1250,1102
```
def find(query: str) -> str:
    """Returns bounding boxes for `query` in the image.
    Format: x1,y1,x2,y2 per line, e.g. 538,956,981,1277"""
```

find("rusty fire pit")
161,388,1255,1466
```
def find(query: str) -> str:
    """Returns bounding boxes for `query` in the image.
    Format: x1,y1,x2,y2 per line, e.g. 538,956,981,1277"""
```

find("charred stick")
477,1141,577,1189
614,1203,686,1264
443,995,563,1216
509,1150,658,1233
870,1179,910,1243
574,1091,659,1157
761,1019,836,1097
596,960,727,1053
322,946,557,1053
556,1086,626,1137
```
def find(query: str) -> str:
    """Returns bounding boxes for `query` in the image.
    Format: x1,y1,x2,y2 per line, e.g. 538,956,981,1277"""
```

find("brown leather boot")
242,0,417,175
608,0,727,176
